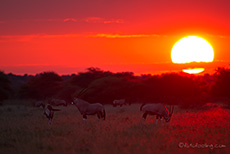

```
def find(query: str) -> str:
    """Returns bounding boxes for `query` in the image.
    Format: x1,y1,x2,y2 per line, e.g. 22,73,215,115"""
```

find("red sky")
0,0,229,75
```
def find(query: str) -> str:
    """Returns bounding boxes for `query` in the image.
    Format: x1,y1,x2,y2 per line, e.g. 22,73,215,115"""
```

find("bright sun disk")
171,36,214,63
171,36,214,74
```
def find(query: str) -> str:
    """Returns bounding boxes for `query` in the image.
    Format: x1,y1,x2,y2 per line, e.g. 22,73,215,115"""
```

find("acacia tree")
70,67,113,88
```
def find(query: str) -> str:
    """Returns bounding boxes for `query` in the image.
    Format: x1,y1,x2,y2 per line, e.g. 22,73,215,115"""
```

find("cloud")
84,17,104,23
21,18,78,23
3,17,124,25
0,33,166,42
2,33,229,42
19,19,61,22
103,19,124,24
83,17,124,24
64,18,77,22
0,34,80,42
87,33,161,38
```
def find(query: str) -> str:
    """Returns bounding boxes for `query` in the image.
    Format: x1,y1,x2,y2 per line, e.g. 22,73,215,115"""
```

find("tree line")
0,67,229,107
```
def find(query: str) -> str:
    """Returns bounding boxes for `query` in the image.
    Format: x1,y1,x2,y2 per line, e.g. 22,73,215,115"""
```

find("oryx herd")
37,89,174,125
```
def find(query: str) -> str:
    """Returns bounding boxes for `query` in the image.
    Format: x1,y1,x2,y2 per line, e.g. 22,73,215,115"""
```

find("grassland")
0,102,229,154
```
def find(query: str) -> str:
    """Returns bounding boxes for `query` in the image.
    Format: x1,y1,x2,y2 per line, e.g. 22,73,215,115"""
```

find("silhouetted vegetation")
18,72,63,100
211,67,230,98
2,66,230,107
0,71,12,101
70,67,113,88
142,73,201,104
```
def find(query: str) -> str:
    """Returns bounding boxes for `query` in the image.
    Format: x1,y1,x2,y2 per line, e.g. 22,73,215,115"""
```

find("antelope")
43,104,60,124
50,98,67,106
71,88,106,121
72,98,106,121
113,99,126,107
140,103,174,124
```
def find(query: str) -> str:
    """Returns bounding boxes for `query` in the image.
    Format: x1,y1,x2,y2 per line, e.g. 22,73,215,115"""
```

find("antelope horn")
170,105,174,115
77,88,88,98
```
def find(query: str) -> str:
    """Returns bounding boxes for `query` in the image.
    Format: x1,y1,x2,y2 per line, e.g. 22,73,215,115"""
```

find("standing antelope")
43,104,60,124
140,103,174,124
113,99,126,107
72,98,106,121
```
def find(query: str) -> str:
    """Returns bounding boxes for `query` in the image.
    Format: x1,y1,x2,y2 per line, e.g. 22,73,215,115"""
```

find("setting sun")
171,36,214,74
171,36,214,63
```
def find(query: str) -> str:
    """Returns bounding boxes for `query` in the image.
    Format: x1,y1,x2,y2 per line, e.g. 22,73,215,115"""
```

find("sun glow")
171,36,214,63
182,68,205,74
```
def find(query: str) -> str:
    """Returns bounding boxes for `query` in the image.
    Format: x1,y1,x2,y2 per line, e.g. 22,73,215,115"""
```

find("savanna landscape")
0,68,230,154
1,1,230,154
0,101,229,154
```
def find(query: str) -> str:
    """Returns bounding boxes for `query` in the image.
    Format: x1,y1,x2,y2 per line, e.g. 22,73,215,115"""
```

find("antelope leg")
83,115,87,120
142,112,148,120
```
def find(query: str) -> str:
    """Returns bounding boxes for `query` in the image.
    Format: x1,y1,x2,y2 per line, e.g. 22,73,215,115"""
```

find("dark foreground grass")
0,102,229,154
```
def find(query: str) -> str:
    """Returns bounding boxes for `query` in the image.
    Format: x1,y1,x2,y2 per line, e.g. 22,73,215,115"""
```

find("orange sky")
0,0,229,75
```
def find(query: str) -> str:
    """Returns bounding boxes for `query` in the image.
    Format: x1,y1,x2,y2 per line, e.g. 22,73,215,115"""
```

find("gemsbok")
50,98,67,106
43,104,60,124
140,103,174,124
72,98,106,121
113,99,126,107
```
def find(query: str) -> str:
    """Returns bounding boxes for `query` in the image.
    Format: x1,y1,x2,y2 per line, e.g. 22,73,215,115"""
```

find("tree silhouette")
211,67,230,98
19,72,63,99
0,71,12,101
70,67,112,88
80,76,128,104
141,73,201,105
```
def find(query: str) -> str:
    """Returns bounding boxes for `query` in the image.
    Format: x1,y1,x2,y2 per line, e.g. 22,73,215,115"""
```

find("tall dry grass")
0,103,229,154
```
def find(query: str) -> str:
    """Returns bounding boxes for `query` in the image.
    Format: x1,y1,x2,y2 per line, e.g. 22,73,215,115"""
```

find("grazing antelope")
140,103,174,124
43,104,60,124
72,98,106,121
35,101,45,108
50,98,67,106
113,99,126,107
